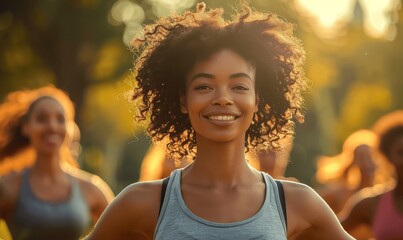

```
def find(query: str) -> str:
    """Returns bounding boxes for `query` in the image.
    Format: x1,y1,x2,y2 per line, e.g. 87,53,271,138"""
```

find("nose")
47,118,62,132
212,88,234,106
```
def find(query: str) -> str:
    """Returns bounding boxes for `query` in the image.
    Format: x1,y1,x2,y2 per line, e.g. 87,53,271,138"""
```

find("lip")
41,134,64,146
202,110,241,126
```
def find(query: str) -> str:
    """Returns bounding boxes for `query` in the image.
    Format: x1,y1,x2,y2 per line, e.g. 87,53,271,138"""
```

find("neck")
31,152,64,178
184,135,257,186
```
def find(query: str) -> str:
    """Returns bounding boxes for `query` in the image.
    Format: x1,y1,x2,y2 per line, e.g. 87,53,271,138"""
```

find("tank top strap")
67,174,81,202
18,169,34,200
261,172,287,234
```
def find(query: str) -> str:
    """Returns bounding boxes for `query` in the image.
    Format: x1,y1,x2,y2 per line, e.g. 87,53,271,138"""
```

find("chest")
181,183,265,223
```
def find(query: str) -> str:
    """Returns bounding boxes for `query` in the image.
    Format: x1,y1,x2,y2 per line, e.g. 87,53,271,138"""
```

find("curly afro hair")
131,2,307,159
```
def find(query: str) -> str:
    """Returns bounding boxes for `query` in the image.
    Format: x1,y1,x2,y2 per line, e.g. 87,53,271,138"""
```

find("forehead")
30,97,65,116
188,49,255,76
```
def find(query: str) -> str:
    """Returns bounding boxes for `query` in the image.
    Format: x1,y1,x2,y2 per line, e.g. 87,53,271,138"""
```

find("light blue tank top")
155,169,287,240
8,170,91,240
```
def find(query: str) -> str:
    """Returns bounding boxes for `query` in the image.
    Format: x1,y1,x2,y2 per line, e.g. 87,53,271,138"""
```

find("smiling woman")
180,50,258,144
0,86,114,240
85,2,353,239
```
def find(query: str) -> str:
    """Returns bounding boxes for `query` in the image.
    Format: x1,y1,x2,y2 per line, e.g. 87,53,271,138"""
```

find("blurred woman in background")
341,110,403,240
0,86,114,240
315,129,391,215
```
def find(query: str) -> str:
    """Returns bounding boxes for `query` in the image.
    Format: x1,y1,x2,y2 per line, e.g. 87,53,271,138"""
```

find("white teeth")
208,115,236,121
44,135,62,142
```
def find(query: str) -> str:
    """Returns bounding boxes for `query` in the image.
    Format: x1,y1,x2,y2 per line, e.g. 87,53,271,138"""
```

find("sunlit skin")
181,49,258,145
84,49,353,240
0,97,114,231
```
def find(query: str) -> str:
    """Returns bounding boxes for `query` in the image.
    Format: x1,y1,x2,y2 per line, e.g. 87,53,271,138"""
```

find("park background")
0,0,402,193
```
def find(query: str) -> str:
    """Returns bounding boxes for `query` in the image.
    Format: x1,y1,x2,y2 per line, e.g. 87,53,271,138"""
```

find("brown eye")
57,115,66,124
233,85,249,91
194,85,212,90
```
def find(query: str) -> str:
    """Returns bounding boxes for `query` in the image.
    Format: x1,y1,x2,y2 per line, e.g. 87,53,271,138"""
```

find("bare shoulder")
281,181,323,222
98,180,162,219
67,168,114,202
85,180,164,240
117,180,163,212
0,171,23,217
1,171,22,189
280,180,353,240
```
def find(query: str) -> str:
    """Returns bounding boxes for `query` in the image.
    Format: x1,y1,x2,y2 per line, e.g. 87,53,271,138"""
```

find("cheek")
185,95,206,111
27,122,44,136
244,96,258,114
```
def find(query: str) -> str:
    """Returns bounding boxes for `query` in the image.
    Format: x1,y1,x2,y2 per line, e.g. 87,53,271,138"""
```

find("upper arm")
69,169,114,223
0,179,7,218
283,181,354,240
84,181,162,240
88,175,115,220
0,173,20,219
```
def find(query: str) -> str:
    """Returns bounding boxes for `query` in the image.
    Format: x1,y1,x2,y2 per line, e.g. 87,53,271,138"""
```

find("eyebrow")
190,72,253,82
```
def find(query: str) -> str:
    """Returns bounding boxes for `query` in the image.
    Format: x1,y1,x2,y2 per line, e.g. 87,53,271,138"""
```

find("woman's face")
23,97,67,155
181,49,258,143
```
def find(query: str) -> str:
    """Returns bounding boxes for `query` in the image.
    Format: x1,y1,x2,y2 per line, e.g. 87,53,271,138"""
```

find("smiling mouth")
207,115,237,121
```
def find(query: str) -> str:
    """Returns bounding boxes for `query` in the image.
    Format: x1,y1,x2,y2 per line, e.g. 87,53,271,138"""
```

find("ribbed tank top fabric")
154,169,287,240
372,190,403,240
8,170,90,240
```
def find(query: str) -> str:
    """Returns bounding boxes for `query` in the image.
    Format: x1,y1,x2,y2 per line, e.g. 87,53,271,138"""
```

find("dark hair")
131,2,307,159
372,110,403,159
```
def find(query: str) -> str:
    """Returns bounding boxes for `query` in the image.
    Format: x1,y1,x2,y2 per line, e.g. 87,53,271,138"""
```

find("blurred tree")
0,0,132,123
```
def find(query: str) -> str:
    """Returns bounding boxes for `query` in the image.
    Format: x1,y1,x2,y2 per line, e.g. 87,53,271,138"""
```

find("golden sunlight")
360,0,401,40
295,0,355,38
294,0,401,40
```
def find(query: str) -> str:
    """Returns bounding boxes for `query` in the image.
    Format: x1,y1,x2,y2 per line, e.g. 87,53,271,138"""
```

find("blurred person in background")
247,135,297,181
138,135,295,182
0,86,114,240
138,138,193,181
315,129,391,215
340,110,403,240
86,2,352,239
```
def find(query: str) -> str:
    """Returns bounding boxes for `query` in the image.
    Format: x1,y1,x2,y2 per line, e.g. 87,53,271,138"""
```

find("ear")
254,95,259,112
180,95,188,114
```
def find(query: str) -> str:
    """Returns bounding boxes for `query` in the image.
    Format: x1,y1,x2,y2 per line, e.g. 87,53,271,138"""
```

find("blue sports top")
7,169,90,240
154,169,287,240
